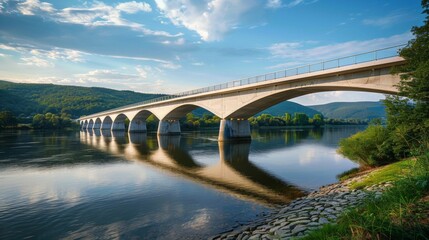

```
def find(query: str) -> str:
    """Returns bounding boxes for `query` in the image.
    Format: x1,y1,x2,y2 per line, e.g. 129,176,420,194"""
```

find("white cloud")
116,1,152,14
17,0,55,15
192,62,204,66
363,14,404,27
161,37,186,45
12,0,181,38
20,56,53,67
266,0,317,9
160,62,181,69
135,65,149,78
75,69,141,82
155,0,257,41
266,0,282,9
268,32,412,62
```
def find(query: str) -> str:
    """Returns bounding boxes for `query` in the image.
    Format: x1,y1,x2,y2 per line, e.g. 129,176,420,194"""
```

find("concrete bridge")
78,45,406,141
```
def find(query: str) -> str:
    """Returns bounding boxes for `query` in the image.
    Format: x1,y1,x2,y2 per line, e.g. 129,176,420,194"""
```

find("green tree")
386,0,429,156
312,114,324,127
0,111,18,128
292,113,309,125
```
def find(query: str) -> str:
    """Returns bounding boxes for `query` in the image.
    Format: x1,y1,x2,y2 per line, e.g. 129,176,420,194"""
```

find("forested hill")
0,80,323,120
0,80,164,118
308,101,386,120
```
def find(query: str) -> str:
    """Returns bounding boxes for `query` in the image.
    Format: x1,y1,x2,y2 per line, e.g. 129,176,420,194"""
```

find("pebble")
212,175,393,240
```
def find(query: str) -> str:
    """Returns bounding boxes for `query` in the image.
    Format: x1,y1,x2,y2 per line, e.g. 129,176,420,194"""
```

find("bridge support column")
129,120,147,133
157,120,181,135
218,119,251,142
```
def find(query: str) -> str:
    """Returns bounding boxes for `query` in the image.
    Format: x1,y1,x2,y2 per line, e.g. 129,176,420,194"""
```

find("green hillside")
258,101,321,117
0,80,320,120
308,101,386,120
0,80,163,119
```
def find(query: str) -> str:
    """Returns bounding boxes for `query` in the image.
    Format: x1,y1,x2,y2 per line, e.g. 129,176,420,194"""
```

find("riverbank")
212,156,429,240
212,173,392,240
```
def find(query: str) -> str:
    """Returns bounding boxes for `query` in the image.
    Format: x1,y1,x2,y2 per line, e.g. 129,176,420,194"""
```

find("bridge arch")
225,85,397,119
101,116,113,130
88,119,94,130
112,113,130,131
94,118,102,129
162,103,221,120
158,104,220,135
129,110,158,133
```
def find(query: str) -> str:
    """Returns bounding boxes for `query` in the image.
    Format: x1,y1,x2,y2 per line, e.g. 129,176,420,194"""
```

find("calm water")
0,127,362,239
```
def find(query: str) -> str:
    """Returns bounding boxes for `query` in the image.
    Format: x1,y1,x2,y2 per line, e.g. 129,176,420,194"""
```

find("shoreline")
211,172,392,240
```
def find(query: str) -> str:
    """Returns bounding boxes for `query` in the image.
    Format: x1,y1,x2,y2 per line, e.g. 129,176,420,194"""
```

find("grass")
349,159,414,189
302,153,429,240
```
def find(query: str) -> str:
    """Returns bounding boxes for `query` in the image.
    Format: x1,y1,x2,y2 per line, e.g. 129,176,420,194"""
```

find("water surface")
0,127,361,239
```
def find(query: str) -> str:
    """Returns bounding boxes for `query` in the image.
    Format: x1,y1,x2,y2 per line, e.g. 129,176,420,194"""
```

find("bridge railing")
81,44,406,119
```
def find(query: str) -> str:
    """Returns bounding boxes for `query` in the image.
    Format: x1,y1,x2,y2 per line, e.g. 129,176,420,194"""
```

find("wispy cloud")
266,0,282,9
155,0,257,41
20,56,53,67
11,0,181,38
17,0,55,15
363,14,405,27
266,0,318,9
268,32,412,65
116,1,152,14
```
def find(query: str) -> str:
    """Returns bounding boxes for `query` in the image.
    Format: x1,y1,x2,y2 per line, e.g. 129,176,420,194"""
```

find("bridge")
78,45,406,141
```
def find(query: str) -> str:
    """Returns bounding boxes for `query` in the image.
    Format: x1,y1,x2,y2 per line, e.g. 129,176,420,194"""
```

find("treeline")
0,111,77,129
149,112,367,131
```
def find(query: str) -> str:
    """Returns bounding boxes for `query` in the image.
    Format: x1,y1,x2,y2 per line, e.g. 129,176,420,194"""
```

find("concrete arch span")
158,104,220,136
88,119,94,129
101,116,113,130
112,113,129,131
93,118,102,129
226,86,397,119
129,110,158,133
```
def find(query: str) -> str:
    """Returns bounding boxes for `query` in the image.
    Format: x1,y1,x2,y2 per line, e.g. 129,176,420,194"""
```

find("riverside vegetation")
215,1,429,239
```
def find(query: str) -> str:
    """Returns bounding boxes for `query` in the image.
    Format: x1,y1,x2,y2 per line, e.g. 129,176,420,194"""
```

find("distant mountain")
192,101,321,117
257,101,321,117
0,80,163,118
308,101,386,120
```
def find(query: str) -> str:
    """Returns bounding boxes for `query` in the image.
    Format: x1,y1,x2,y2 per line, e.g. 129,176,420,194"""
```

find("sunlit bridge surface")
0,128,361,239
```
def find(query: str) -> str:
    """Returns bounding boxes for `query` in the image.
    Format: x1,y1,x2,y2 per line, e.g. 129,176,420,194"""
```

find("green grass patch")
303,154,429,240
349,159,414,189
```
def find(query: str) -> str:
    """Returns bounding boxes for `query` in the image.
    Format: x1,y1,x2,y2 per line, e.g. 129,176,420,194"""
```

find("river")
0,127,362,239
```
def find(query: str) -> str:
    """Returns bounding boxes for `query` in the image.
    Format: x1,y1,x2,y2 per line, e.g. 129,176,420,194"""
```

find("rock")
249,234,261,240
318,217,330,224
291,225,307,234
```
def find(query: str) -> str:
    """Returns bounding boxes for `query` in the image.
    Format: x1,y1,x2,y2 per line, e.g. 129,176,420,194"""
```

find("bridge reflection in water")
80,129,305,205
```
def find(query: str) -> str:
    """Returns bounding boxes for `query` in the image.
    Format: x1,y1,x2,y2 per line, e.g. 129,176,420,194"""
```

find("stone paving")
212,175,393,240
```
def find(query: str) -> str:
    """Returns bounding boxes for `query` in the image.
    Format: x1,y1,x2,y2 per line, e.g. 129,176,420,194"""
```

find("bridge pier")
218,119,251,142
157,120,181,135
129,119,147,133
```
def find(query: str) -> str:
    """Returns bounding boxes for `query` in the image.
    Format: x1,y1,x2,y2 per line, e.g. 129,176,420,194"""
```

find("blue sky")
0,0,424,105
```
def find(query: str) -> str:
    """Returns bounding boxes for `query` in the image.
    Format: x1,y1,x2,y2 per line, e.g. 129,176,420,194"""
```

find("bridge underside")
79,57,403,141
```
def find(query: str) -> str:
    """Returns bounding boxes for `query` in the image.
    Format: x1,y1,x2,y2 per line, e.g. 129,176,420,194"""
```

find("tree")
292,113,309,125
386,0,429,155
312,114,324,127
0,111,18,128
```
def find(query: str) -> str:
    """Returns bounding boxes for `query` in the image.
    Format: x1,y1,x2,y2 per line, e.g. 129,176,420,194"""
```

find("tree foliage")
340,1,429,165
0,111,18,128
